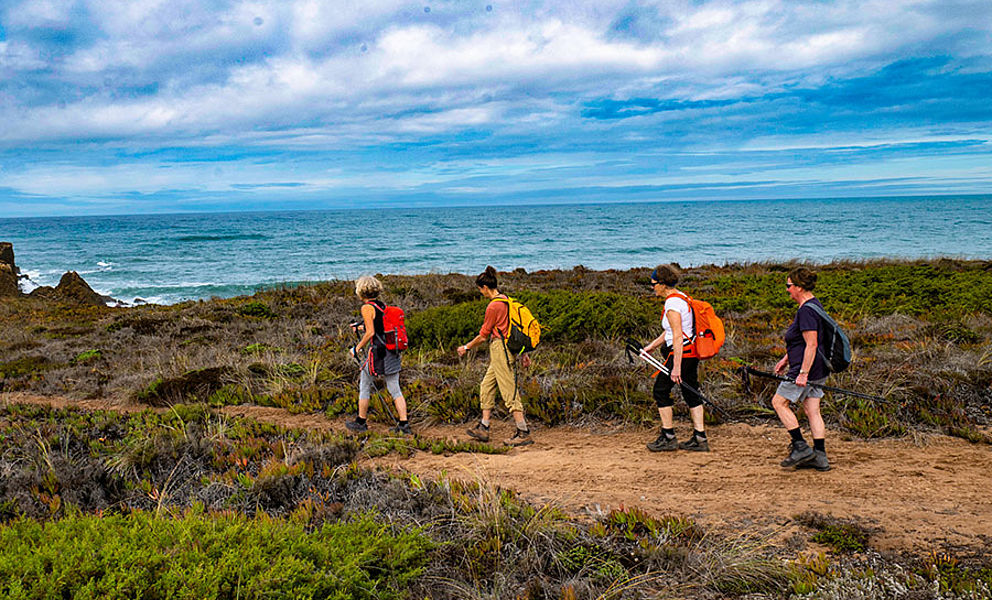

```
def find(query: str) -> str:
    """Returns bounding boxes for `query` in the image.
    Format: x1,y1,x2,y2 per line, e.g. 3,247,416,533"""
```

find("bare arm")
355,304,376,351
796,329,818,386
667,310,684,383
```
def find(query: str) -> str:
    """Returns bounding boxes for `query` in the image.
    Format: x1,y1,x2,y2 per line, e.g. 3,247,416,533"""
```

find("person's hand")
774,358,788,375
796,372,808,387
670,366,682,384
520,354,531,369
349,346,358,360
457,344,467,357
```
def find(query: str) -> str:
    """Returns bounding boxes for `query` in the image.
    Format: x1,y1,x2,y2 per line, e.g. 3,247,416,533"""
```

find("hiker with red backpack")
346,275,411,435
770,267,831,471
641,264,713,452
457,266,535,447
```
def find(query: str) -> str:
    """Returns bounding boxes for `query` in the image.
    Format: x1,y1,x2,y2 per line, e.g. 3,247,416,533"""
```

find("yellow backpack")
494,296,541,354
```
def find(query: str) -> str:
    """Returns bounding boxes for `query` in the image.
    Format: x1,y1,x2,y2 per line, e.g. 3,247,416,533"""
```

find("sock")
517,423,529,432
813,438,825,452
694,429,707,439
399,420,408,426
662,428,676,439
479,420,490,428
788,427,805,443
356,416,367,425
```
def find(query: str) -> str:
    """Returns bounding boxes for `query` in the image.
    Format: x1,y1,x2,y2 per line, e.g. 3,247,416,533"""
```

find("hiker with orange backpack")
457,266,536,447
346,275,411,435
641,264,714,452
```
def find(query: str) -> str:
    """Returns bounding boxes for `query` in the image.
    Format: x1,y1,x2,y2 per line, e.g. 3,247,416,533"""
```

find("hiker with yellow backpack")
641,264,724,453
457,266,541,447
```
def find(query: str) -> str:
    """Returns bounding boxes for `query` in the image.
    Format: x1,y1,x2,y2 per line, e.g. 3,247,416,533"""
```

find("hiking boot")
796,449,831,471
647,433,678,452
505,428,534,447
389,422,413,435
679,436,710,452
780,440,815,468
466,422,490,442
345,419,368,433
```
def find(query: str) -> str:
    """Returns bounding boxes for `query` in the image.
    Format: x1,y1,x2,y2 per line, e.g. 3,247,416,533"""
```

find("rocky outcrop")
0,242,20,297
30,271,108,306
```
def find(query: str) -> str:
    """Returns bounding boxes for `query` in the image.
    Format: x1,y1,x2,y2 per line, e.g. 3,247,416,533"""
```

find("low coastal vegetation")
2,259,990,441
2,259,992,598
2,402,990,599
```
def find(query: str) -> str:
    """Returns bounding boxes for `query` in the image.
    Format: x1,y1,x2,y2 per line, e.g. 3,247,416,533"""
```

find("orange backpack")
668,292,725,359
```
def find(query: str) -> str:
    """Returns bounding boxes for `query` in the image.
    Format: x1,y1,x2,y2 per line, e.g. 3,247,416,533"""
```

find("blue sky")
1,0,991,217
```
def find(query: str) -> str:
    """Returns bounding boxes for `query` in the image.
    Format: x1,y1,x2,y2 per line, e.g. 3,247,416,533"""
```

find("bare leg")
391,396,408,421
772,393,800,430
658,406,674,429
689,405,705,432
803,397,825,439
512,410,528,429
357,397,370,420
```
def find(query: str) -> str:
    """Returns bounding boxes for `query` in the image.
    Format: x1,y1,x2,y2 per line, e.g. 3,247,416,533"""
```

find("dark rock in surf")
0,242,20,297
30,271,109,306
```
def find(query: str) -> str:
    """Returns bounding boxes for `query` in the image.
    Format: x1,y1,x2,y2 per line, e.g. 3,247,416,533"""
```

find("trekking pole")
737,365,895,404
625,339,734,421
350,322,400,425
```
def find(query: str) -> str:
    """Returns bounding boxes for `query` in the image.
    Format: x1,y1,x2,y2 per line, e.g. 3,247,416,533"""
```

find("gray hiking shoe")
796,449,831,471
345,419,368,433
781,440,815,468
679,435,710,452
505,428,534,447
389,422,413,435
466,422,490,442
647,434,678,452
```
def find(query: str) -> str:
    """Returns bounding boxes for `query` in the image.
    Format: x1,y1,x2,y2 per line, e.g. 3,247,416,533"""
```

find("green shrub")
0,510,431,599
237,301,276,319
0,356,52,378
796,512,871,553
72,349,102,364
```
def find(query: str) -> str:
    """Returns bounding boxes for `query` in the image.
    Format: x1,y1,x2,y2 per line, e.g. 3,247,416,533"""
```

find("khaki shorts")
776,378,827,404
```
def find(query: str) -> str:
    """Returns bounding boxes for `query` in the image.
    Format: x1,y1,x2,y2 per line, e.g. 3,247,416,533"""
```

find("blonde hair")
354,275,383,299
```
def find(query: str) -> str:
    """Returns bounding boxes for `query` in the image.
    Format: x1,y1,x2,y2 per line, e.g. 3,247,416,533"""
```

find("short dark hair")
475,265,498,289
788,267,817,291
651,264,680,287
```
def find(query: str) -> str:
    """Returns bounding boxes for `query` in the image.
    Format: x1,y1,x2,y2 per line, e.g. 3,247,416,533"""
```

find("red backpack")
668,292,725,359
369,302,408,351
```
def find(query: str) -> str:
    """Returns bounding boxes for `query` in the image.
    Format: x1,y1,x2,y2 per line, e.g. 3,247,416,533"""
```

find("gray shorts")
776,378,827,404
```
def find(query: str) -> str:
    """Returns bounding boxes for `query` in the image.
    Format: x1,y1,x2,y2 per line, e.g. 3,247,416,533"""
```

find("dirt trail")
5,393,991,553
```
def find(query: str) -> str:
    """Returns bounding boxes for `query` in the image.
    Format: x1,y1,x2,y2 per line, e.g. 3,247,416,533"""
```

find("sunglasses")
785,283,795,289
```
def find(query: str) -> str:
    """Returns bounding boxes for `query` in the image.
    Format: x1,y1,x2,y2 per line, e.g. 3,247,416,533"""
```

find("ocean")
2,196,990,305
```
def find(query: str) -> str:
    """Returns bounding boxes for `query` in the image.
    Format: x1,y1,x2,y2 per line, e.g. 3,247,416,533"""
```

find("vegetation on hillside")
2,259,990,441
2,402,990,599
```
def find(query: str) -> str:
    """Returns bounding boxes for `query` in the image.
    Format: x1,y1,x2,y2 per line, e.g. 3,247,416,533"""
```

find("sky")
1,0,991,217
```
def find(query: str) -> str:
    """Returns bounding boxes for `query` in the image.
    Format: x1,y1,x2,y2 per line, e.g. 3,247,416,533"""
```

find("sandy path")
5,393,991,553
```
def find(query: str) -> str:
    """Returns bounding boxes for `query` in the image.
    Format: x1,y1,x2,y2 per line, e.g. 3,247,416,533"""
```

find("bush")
0,510,431,599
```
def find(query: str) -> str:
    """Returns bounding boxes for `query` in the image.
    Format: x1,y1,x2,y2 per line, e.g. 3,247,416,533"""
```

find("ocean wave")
174,233,269,242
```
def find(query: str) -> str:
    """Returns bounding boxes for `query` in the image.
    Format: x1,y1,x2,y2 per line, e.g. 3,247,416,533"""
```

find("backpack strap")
664,291,697,344
800,300,835,369
488,295,511,340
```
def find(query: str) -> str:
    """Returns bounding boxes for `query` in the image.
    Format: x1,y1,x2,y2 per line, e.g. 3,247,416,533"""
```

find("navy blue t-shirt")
784,298,828,380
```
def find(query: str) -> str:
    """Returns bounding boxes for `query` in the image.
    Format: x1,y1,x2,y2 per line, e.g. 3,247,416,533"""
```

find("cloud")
0,0,990,216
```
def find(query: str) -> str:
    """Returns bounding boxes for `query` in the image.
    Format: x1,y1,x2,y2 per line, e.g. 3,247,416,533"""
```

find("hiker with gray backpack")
770,267,848,472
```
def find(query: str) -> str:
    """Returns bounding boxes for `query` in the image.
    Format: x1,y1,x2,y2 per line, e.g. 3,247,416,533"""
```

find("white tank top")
662,294,694,346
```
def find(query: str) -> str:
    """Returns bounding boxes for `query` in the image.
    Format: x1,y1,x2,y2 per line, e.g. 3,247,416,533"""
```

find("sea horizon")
3,194,991,305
